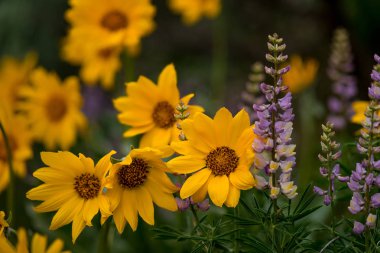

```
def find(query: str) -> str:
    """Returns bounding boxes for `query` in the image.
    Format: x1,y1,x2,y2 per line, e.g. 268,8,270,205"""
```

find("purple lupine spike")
252,33,297,200
353,221,365,234
327,28,357,130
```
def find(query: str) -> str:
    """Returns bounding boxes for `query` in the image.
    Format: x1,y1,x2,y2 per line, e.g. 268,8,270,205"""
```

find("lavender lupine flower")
327,28,357,130
314,122,347,206
252,33,297,200
347,54,380,235
241,62,266,122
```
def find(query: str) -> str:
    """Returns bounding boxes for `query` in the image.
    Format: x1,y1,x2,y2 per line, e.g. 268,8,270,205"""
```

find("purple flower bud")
264,66,276,75
323,195,332,206
348,192,364,214
332,164,340,176
375,175,380,187
375,54,380,64
365,173,374,187
366,213,377,229
332,151,342,160
313,186,326,196
353,221,365,234
373,159,380,169
348,179,363,192
337,175,349,182
176,198,190,212
197,198,210,211
319,167,328,177
278,66,290,75
370,70,380,83
370,193,380,208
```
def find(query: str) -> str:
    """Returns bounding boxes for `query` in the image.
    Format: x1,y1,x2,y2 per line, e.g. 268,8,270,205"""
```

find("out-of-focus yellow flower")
167,108,256,207
0,211,9,236
63,0,155,88
283,55,319,94
0,53,37,111
0,105,32,193
0,228,70,253
351,100,379,125
27,151,114,243
169,0,221,25
113,64,204,148
18,68,86,150
104,147,177,233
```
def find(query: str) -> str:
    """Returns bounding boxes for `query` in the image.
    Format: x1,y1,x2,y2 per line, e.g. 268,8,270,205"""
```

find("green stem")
234,206,239,253
97,220,112,253
211,0,228,108
124,51,135,83
190,204,200,227
0,122,14,218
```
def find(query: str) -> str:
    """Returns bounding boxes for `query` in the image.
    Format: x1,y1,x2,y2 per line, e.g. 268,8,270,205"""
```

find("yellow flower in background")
350,100,380,125
167,108,256,207
0,53,37,112
62,32,122,90
283,55,318,94
114,64,204,147
0,105,32,193
26,151,114,243
65,0,155,55
0,211,9,236
18,68,86,150
105,147,178,234
169,0,221,25
0,228,70,253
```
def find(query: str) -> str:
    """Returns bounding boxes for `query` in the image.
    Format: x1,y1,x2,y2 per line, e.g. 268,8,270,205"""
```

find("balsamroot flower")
0,53,37,111
0,228,70,253
327,28,357,130
27,151,115,243
105,147,178,234
169,0,220,25
18,68,87,150
114,64,203,147
0,211,9,236
314,122,347,206
283,55,318,94
0,105,32,193
167,108,256,207
252,33,297,200
347,54,380,234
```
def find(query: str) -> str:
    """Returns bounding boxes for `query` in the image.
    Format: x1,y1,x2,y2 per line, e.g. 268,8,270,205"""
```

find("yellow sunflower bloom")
62,32,122,89
167,108,256,207
114,64,204,147
0,211,9,236
283,55,319,94
65,0,155,54
0,53,37,112
169,0,221,25
0,105,32,193
26,151,115,243
18,68,86,150
105,147,178,234
0,228,70,253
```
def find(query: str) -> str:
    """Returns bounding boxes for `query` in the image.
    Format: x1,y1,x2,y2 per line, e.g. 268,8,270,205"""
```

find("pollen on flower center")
74,173,101,200
101,10,128,31
206,146,239,176
45,95,68,122
152,101,176,129
117,158,149,189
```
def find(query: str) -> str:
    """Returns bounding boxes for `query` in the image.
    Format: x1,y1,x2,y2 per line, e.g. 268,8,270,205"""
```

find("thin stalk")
190,204,200,227
97,220,112,253
234,206,239,253
124,51,135,83
0,122,14,217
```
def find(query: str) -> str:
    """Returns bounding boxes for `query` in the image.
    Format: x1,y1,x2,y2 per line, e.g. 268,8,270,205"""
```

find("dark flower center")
98,47,115,59
117,158,149,189
206,146,239,176
152,101,176,129
45,95,68,122
101,10,128,31
74,173,101,200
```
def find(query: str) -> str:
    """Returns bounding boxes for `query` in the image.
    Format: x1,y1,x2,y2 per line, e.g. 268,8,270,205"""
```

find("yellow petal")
180,169,211,199
50,198,84,230
229,170,255,190
31,233,47,253
146,179,177,211
135,187,154,225
157,64,179,103
46,239,64,253
192,175,212,203
230,109,250,147
208,175,229,207
82,198,99,226
40,151,83,176
94,150,116,179
113,205,127,234
122,190,139,231
123,124,154,138
139,127,172,147
72,214,86,244
225,183,240,207
166,156,205,174
16,228,28,253
213,107,232,146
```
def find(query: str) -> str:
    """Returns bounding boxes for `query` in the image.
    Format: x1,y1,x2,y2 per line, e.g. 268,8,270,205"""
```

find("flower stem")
190,204,200,227
124,51,135,83
0,122,14,218
97,220,112,253
234,206,239,252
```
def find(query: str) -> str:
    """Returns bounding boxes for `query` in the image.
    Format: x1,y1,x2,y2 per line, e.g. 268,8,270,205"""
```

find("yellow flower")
0,228,70,253
169,0,221,25
65,0,155,55
167,108,256,207
283,55,318,94
0,53,37,112
0,211,9,236
114,64,204,147
351,100,370,125
18,68,86,150
105,147,178,234
62,32,122,90
26,151,114,243
0,105,32,193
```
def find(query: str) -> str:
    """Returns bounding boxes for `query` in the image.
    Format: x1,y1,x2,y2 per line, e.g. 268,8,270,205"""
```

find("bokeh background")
0,0,380,252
